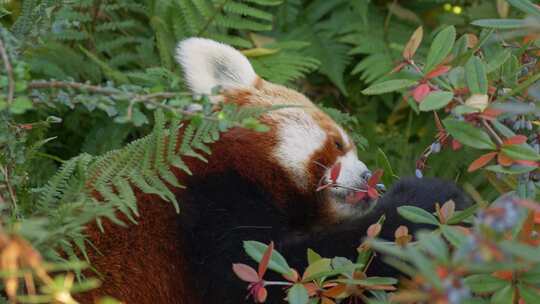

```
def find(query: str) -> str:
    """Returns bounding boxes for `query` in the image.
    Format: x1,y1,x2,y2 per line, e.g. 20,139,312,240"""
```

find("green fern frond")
251,51,320,84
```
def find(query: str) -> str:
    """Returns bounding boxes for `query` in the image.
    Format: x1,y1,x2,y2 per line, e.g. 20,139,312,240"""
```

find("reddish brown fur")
79,84,348,303
79,126,313,303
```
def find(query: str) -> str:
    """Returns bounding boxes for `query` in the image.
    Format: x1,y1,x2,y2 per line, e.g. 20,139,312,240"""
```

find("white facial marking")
273,111,327,190
335,150,368,189
337,126,351,147
176,38,257,96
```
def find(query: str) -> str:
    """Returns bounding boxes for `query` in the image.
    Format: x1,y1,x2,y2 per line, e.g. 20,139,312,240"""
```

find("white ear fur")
176,38,257,95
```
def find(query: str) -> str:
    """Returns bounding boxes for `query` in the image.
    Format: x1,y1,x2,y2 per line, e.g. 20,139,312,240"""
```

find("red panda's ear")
176,38,258,96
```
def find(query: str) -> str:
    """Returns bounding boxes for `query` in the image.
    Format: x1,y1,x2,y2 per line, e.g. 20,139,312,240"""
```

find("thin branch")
27,80,219,121
481,119,504,146
0,38,15,104
0,166,17,208
28,81,119,95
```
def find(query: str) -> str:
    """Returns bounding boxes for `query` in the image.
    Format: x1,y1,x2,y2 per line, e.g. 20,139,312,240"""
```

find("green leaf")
486,50,511,73
425,26,456,72
334,276,397,286
485,164,536,174
464,274,507,293
376,148,398,185
501,144,540,161
521,265,540,283
447,204,478,224
491,285,514,304
288,284,309,304
465,57,488,94
440,225,467,247
419,91,454,111
79,46,130,84
500,241,540,262
442,118,496,150
307,248,322,265
507,0,540,18
243,241,293,276
9,96,33,114
518,284,540,304
417,232,448,262
471,19,528,29
361,79,417,95
397,206,439,225
303,258,332,280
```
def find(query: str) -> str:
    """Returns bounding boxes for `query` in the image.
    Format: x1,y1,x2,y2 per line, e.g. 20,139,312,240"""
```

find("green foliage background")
0,0,539,302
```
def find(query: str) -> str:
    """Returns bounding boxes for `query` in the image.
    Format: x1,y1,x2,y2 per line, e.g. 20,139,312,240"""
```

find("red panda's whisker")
334,184,367,192
313,160,329,170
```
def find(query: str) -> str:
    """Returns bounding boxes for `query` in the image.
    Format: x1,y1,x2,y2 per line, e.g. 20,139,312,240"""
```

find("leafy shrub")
0,0,538,303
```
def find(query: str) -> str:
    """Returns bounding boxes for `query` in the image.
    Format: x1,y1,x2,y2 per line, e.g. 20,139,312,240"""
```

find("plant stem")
27,80,206,118
263,281,293,287
0,38,14,104
0,166,17,208
481,119,503,146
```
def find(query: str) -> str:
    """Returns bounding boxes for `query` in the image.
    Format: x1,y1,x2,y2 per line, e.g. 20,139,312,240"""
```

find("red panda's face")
177,38,373,222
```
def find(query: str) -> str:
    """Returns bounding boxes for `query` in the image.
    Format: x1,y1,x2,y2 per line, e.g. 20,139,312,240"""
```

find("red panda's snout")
319,148,375,219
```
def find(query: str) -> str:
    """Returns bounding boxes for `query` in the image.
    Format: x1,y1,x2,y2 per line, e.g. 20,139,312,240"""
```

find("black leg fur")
181,175,470,303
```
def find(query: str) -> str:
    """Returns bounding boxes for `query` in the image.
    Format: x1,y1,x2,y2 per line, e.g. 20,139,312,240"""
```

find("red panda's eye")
334,141,343,151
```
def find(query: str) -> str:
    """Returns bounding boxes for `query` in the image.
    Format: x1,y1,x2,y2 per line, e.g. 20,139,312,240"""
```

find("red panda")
78,38,469,304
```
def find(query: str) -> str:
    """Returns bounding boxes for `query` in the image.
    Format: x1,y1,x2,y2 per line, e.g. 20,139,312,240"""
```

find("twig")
481,119,504,146
27,80,226,123
29,80,121,94
0,166,17,208
0,38,15,104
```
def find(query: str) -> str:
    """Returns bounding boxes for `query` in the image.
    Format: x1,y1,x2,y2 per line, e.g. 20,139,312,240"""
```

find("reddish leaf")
366,285,397,291
256,286,268,303
503,135,528,146
232,264,259,283
412,83,431,102
452,139,462,150
395,226,409,238
468,152,497,172
390,62,407,74
322,284,347,298
498,152,514,167
426,65,451,79
436,266,450,279
367,187,379,199
492,270,513,281
403,26,423,60
439,200,456,222
303,282,318,297
258,242,274,278
514,160,539,167
367,223,382,238
453,87,470,95
321,297,337,304
330,162,341,183
368,170,384,187
480,108,504,119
